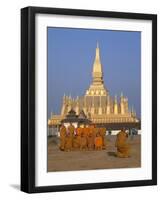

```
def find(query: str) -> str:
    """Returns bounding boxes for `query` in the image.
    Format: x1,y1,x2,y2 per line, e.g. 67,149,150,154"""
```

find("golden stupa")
48,43,139,128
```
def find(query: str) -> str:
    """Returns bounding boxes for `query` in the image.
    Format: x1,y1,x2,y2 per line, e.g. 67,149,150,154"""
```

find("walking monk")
59,124,66,151
115,128,130,158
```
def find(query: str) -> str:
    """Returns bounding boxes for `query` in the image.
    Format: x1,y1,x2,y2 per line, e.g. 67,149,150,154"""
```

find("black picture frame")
21,6,157,193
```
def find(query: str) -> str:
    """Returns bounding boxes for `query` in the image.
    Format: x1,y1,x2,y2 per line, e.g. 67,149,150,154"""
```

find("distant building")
48,43,140,130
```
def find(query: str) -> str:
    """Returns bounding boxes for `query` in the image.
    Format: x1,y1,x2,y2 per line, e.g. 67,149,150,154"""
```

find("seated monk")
59,124,66,151
89,125,94,135
80,132,88,151
82,126,89,138
68,123,75,137
67,123,75,148
64,133,72,151
73,134,81,150
89,125,95,143
87,132,94,150
94,132,103,150
86,126,90,137
115,128,130,158
76,126,82,137
100,127,107,149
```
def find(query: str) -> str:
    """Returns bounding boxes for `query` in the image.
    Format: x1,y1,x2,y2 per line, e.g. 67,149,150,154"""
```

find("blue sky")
47,27,141,119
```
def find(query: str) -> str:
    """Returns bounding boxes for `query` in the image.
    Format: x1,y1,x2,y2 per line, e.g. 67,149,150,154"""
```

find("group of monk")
59,123,106,151
59,124,130,158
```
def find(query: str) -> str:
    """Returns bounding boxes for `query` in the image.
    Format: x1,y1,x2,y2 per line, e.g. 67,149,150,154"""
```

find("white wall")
0,0,160,199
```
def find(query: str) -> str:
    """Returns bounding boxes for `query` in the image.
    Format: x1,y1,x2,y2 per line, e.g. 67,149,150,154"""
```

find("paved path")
47,135,141,172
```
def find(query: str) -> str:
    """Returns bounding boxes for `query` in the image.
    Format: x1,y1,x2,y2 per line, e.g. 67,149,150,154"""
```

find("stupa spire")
92,42,103,85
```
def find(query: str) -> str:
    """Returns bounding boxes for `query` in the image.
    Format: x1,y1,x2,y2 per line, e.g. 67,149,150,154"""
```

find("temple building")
48,43,140,129
61,109,91,128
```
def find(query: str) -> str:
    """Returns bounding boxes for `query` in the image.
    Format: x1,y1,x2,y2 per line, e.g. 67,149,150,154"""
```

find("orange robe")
94,136,103,150
68,124,75,137
100,127,107,149
65,124,75,150
80,134,87,150
82,127,88,137
115,131,130,158
73,135,81,150
64,135,72,151
59,125,66,151
76,127,82,136
87,133,94,150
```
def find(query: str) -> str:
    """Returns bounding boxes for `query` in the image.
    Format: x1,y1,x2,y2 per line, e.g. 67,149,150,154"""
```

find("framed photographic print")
21,6,157,193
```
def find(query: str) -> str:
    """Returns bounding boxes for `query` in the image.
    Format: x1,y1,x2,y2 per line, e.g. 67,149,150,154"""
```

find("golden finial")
114,95,117,103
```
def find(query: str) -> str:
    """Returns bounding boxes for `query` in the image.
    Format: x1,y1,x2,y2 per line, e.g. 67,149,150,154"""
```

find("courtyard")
47,135,141,172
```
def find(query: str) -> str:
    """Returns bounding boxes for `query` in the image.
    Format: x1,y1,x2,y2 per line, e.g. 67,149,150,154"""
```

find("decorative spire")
134,110,136,117
131,105,134,115
114,95,118,114
95,42,101,64
92,42,103,85
107,95,110,104
132,107,136,116
114,95,117,103
106,96,110,114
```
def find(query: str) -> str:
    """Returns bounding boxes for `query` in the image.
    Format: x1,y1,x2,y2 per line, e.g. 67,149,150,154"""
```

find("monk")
87,131,94,150
94,132,103,150
100,127,107,149
89,125,95,145
115,128,130,158
82,126,87,137
68,123,75,137
89,125,95,136
64,123,75,151
86,125,90,136
73,134,81,150
59,124,66,151
64,133,72,151
67,123,75,148
80,132,88,151
76,126,83,137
